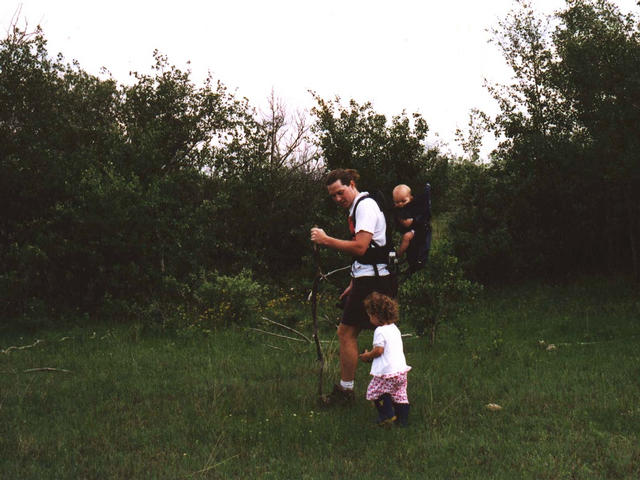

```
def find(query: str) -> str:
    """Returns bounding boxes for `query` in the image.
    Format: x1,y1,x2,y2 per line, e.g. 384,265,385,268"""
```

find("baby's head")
392,184,413,208
363,292,399,326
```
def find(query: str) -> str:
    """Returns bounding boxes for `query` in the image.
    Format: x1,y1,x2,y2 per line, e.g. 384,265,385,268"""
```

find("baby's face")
393,190,413,208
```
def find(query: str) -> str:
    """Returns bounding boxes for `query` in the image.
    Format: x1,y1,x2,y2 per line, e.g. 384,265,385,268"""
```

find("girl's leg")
374,393,396,426
393,403,410,427
391,372,410,426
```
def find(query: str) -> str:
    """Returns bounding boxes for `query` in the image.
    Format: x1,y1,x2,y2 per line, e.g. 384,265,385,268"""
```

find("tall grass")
1,276,639,479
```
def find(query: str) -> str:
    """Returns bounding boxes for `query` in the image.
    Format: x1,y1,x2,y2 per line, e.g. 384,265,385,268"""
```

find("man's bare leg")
337,323,361,383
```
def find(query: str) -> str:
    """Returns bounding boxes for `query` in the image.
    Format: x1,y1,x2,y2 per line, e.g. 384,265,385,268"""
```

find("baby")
392,183,432,274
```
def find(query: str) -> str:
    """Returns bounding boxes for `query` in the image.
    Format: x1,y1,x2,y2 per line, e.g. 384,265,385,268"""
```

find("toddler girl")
359,292,411,426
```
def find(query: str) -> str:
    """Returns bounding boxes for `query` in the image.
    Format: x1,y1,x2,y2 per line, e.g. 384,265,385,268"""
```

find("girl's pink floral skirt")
365,369,410,403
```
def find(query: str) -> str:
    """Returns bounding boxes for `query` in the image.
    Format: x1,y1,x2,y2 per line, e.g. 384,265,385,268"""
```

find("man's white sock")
340,380,354,391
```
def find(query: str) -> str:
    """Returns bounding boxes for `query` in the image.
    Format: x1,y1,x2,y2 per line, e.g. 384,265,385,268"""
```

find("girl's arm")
359,346,384,363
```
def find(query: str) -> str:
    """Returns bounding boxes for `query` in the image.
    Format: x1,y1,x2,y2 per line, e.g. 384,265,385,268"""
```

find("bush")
400,240,481,344
194,270,265,329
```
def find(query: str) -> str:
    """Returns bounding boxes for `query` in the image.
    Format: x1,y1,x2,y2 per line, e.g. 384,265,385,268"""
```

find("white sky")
2,0,639,156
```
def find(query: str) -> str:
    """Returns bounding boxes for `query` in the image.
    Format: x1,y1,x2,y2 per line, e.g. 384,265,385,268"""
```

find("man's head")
325,169,360,209
392,184,413,208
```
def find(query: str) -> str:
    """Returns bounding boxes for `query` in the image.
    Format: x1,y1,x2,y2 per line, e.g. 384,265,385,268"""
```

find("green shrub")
194,270,265,328
400,240,482,344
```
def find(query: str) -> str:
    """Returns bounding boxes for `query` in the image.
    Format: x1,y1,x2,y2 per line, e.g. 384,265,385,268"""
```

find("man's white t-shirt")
349,192,390,278
370,323,411,376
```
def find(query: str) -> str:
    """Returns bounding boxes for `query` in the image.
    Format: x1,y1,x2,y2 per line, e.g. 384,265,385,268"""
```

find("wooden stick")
311,272,325,398
23,368,72,374
311,237,326,400
262,317,312,343
323,264,351,278
185,454,240,478
247,328,306,342
1,339,43,354
306,264,350,298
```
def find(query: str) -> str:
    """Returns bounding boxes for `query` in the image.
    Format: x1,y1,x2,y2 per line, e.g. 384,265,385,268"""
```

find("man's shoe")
321,384,355,406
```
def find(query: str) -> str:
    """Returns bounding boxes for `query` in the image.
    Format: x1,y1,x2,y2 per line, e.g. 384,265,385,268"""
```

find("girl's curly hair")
363,292,398,325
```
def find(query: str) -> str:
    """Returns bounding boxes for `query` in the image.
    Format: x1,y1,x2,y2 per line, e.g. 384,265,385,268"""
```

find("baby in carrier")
392,183,432,274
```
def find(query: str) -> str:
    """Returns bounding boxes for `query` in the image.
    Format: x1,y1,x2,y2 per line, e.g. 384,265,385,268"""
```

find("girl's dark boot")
393,403,410,427
374,393,396,426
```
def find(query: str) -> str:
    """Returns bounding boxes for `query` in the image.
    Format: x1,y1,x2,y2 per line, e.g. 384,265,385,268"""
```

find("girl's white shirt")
348,192,390,278
370,323,411,376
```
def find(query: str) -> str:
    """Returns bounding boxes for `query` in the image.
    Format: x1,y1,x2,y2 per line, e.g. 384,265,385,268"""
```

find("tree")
199,89,326,276
452,0,640,282
119,51,243,183
488,0,583,275
454,108,491,163
0,24,124,315
554,0,640,279
449,0,640,281
259,89,319,171
310,94,433,195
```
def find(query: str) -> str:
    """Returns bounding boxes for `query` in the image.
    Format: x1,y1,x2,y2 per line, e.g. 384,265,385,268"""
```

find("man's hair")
325,168,360,186
363,292,399,324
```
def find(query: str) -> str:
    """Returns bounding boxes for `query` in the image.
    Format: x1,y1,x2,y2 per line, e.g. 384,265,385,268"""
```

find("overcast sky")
2,0,639,156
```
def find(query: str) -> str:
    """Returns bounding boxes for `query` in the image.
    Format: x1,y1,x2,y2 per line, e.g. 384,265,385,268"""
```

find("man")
310,168,396,404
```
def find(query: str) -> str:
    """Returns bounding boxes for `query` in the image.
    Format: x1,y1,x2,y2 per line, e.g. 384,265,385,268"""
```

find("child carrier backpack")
424,182,432,226
405,182,432,274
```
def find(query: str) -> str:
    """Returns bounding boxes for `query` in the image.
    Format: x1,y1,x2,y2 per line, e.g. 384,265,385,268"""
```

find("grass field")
1,275,639,479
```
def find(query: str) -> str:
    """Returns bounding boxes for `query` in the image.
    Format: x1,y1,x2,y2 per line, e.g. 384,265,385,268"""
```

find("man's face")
327,180,357,210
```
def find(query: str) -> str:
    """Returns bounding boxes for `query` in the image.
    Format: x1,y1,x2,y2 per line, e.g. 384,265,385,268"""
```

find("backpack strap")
349,194,392,274
349,195,370,237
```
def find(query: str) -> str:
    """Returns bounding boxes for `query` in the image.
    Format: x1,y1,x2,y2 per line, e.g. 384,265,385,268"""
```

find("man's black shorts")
342,274,398,330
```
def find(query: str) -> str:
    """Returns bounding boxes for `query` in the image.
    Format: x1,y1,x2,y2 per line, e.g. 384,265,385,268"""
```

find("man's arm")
310,228,372,257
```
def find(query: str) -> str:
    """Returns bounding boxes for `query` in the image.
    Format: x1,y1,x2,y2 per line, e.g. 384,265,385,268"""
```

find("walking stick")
311,234,325,400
